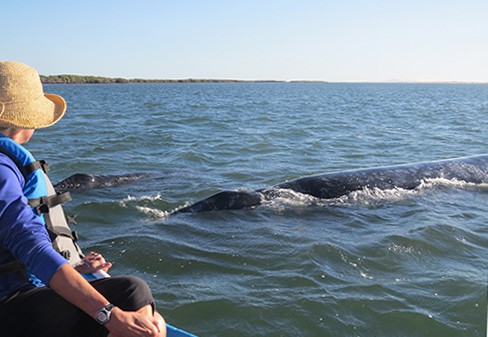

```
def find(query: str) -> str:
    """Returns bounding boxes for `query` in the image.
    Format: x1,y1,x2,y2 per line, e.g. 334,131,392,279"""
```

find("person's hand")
106,305,166,337
74,251,112,274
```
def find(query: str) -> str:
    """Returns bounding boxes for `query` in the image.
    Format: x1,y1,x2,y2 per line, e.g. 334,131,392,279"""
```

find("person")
0,61,166,337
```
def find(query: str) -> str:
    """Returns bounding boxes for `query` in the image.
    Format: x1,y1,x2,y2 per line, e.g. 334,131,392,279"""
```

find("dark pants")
0,275,155,337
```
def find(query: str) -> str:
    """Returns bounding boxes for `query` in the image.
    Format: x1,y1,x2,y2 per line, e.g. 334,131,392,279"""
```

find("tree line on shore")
40,75,273,84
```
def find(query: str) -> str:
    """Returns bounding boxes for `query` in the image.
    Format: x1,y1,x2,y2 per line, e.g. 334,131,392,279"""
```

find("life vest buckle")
39,160,49,173
60,250,71,260
35,204,50,215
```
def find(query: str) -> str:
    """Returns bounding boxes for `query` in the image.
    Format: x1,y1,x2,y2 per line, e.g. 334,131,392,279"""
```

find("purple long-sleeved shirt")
0,153,67,300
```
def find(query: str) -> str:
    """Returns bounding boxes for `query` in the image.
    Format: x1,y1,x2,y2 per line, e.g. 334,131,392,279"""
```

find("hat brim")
42,93,67,128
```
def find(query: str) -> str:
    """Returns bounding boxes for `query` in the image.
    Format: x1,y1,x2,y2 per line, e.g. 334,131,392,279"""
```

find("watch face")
96,304,114,325
97,311,108,323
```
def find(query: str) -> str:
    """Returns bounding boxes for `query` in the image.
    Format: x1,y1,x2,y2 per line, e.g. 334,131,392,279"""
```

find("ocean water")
30,83,487,336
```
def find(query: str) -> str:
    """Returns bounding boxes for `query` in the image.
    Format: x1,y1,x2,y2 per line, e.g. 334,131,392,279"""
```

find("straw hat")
0,61,66,129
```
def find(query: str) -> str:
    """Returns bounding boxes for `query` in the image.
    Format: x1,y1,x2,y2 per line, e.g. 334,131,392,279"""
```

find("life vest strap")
49,226,78,241
29,191,72,215
26,160,49,174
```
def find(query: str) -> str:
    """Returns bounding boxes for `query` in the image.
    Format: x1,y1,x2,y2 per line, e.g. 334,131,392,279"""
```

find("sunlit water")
28,83,488,336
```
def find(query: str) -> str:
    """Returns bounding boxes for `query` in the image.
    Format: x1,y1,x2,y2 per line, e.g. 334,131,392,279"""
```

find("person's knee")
105,275,154,311
119,275,152,295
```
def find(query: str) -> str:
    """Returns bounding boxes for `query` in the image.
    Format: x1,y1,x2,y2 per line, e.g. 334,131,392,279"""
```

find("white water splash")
119,193,171,219
261,177,479,210
134,206,169,218
122,193,165,202
260,188,321,210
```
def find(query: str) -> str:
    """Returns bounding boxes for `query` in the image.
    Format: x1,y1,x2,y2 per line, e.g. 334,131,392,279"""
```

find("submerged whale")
175,155,488,213
54,173,151,191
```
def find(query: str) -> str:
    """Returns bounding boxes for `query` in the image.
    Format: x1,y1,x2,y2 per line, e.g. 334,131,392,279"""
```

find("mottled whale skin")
54,173,150,191
175,155,488,213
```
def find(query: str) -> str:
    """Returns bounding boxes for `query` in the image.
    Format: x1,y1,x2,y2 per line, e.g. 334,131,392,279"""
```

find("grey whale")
175,155,488,213
54,173,151,191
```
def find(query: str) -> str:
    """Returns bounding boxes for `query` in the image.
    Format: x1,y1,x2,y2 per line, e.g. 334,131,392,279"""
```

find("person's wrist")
104,306,123,329
95,303,115,325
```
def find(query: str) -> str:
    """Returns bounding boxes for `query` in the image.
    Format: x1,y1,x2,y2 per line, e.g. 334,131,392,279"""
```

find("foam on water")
258,177,485,211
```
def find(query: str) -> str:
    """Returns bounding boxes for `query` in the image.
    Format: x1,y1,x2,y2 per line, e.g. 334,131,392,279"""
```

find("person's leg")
90,275,155,311
92,276,166,337
0,275,157,337
0,285,105,337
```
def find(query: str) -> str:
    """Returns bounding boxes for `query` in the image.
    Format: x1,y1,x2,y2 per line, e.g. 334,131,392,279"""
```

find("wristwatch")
95,303,115,325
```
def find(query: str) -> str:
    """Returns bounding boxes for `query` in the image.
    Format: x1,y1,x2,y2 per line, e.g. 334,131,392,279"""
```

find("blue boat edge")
167,323,198,337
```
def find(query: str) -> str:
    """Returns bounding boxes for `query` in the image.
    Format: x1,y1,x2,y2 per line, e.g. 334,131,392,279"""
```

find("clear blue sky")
2,0,487,82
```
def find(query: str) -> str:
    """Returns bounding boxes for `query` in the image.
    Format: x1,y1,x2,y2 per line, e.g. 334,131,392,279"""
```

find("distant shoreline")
40,75,298,84
40,75,486,85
